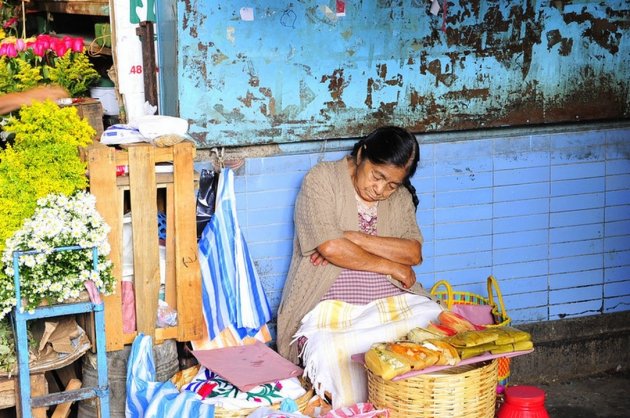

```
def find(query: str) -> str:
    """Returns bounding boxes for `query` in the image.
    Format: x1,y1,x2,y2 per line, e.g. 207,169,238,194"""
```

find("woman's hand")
310,250,329,266
26,85,69,102
391,264,416,289
0,85,70,114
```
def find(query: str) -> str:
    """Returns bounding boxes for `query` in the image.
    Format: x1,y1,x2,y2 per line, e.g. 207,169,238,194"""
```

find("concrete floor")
513,369,630,418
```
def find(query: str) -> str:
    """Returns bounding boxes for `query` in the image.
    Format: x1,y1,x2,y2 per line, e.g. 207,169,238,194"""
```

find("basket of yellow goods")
431,275,512,387
367,359,498,418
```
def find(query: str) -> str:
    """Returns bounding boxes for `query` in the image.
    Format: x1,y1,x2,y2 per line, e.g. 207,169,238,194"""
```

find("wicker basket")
213,385,314,418
367,359,498,418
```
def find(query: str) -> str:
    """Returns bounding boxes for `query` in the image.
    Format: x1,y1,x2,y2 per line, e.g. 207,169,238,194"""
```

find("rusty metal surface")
177,0,630,147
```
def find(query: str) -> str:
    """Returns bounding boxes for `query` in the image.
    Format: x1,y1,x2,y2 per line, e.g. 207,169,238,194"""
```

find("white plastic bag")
132,115,189,139
100,124,146,145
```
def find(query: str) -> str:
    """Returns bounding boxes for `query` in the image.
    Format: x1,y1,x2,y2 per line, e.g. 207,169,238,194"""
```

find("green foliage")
46,51,100,97
0,317,18,371
0,317,35,372
0,56,12,93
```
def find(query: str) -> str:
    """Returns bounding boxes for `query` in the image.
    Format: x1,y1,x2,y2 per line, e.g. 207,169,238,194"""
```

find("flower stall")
0,34,99,97
0,100,112,416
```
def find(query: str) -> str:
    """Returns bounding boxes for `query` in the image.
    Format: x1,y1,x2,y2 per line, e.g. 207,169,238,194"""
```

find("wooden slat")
0,378,15,410
32,1,110,16
116,145,174,165
51,378,82,418
116,143,195,165
87,144,125,351
122,326,178,345
173,142,204,341
14,373,48,418
165,184,177,309
117,173,174,188
128,145,160,338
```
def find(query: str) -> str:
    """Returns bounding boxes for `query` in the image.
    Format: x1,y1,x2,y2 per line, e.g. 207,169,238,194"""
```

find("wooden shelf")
33,0,109,16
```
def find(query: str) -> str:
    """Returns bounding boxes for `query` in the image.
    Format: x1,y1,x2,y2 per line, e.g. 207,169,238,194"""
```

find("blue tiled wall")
231,126,630,327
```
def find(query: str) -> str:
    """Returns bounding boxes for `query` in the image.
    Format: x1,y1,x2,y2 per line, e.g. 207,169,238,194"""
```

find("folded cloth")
192,341,303,392
183,366,306,411
295,293,442,408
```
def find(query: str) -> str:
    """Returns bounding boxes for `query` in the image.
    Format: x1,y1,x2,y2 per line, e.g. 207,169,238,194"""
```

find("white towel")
294,293,443,408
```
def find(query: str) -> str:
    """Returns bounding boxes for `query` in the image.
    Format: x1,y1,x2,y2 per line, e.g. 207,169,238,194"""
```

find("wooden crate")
86,142,204,351
65,98,104,142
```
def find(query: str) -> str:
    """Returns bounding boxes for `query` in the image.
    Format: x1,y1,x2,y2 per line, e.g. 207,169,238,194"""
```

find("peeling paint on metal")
177,0,630,147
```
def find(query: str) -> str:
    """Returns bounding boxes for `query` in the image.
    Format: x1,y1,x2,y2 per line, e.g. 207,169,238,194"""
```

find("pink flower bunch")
0,34,84,58
2,17,17,30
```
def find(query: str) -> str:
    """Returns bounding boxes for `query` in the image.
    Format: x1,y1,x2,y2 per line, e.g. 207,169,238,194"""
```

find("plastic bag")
156,300,178,328
196,169,219,239
126,334,215,418
100,124,146,145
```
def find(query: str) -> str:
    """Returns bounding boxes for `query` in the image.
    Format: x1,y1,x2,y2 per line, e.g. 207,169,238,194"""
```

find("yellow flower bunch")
46,50,100,97
0,56,42,93
0,100,93,254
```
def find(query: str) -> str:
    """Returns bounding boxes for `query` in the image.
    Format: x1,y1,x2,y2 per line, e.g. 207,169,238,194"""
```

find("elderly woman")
277,126,425,365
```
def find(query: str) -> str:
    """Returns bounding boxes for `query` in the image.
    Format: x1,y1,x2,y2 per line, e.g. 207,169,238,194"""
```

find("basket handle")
486,275,508,319
430,279,454,309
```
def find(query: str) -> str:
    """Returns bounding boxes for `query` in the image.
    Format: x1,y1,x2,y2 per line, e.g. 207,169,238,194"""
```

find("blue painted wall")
228,125,630,334
177,0,630,146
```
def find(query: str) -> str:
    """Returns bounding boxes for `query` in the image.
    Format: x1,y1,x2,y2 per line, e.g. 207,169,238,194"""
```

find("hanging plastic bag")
196,168,219,239
126,334,215,418
196,167,272,347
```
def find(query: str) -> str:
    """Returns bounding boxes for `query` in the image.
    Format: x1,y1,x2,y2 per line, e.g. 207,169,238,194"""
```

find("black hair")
351,126,420,209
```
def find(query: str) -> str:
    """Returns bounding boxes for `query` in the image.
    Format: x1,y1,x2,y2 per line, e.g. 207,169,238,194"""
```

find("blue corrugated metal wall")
231,125,630,333
177,0,630,146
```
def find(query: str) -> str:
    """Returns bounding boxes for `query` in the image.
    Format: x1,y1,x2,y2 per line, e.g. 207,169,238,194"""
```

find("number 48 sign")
129,65,143,74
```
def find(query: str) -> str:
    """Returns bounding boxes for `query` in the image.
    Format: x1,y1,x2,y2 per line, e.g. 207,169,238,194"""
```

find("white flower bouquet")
0,192,115,319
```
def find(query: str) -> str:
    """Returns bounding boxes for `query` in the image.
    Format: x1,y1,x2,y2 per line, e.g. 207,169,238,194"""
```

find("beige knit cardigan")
276,157,423,364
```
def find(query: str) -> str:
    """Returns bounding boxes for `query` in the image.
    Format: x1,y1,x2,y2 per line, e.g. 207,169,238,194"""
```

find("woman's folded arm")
343,231,422,266
316,238,417,288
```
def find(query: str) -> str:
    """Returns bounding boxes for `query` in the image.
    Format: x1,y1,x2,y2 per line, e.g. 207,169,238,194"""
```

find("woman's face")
353,155,408,203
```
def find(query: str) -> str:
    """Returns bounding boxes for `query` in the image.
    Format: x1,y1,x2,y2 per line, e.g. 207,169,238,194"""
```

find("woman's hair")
351,126,420,209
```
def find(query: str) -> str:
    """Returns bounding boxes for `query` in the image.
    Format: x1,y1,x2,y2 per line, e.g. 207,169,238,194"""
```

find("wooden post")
88,144,125,351
136,21,159,111
13,374,48,418
128,145,160,338
173,142,204,341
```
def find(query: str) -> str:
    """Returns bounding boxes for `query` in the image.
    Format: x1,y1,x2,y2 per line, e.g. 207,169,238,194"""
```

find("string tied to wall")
210,147,226,170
